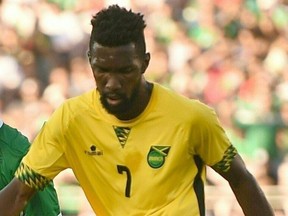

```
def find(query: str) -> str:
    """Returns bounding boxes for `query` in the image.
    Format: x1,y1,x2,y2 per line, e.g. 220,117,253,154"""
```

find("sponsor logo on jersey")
147,146,171,168
113,126,131,148
84,145,103,156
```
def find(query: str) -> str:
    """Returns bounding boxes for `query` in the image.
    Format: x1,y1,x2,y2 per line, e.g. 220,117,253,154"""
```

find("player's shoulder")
49,89,98,126
61,89,96,112
154,83,216,121
155,84,210,108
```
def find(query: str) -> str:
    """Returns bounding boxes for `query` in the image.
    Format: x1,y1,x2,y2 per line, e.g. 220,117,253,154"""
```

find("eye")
120,67,135,74
93,66,108,73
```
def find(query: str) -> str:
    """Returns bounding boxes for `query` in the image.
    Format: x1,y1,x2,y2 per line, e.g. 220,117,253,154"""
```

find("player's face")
89,42,148,116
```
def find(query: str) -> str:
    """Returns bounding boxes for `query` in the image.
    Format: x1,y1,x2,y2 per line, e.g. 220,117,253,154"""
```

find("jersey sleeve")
192,103,237,171
24,181,61,216
0,123,30,189
0,123,62,215
16,104,70,189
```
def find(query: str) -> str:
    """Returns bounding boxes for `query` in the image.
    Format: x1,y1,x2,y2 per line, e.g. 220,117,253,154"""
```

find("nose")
105,73,121,91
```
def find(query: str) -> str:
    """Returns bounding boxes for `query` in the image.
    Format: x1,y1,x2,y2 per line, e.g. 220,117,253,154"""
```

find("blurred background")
0,0,288,215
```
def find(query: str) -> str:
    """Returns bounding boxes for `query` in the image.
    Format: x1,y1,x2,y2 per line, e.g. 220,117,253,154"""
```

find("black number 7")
117,165,132,197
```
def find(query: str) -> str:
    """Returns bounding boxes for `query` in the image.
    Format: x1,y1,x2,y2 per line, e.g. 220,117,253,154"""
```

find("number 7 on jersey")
117,165,132,197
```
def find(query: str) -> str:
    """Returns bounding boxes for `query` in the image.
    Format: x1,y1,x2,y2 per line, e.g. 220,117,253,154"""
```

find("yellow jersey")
17,83,236,216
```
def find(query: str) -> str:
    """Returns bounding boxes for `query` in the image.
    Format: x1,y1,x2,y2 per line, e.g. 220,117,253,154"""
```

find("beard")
99,84,140,116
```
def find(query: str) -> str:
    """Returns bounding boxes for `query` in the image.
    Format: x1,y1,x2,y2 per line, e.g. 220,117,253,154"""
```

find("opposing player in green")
0,119,61,216
0,5,274,216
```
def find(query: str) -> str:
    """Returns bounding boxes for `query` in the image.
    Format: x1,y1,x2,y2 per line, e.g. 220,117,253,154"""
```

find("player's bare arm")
213,153,274,216
0,177,36,216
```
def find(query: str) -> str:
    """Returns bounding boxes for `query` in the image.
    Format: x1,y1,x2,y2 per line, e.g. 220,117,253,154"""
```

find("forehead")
90,42,140,66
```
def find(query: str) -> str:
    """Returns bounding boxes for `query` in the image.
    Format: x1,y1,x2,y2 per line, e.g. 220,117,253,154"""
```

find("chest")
62,118,200,200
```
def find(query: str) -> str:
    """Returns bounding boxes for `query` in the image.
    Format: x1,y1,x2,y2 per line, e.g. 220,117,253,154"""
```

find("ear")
87,51,91,62
141,52,150,74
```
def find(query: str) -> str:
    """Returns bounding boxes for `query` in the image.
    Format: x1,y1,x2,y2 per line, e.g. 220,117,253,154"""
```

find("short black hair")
89,5,147,57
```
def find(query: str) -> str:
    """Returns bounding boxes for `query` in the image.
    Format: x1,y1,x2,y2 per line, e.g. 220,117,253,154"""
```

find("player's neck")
115,81,153,121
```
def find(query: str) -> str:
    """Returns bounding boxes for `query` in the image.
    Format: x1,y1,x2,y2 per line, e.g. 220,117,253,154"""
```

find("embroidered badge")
147,146,171,168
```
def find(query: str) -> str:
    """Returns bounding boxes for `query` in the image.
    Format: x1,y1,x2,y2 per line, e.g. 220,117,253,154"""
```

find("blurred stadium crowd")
1,0,288,215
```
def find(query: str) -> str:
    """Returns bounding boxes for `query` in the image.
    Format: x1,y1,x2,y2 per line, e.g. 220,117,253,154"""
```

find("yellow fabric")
21,83,233,215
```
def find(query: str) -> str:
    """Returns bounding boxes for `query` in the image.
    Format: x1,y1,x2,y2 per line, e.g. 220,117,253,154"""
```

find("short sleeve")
192,104,237,168
20,104,70,181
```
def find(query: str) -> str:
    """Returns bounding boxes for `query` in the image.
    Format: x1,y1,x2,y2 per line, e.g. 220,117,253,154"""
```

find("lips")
105,94,122,105
107,97,122,105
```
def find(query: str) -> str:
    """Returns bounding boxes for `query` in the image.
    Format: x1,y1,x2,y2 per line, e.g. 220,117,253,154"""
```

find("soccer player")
0,5,274,216
0,119,61,215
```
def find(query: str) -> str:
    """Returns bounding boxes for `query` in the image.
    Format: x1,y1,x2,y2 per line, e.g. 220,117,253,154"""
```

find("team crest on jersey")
147,146,171,168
